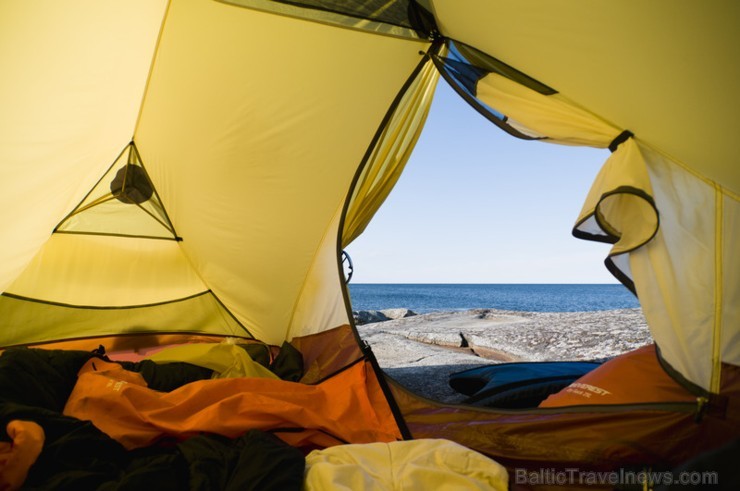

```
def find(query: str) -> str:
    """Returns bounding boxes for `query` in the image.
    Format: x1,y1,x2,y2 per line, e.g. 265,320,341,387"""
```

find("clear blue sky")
345,81,616,284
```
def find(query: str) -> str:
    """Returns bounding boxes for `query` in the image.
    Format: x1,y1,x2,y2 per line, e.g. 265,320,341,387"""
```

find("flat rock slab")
357,308,651,403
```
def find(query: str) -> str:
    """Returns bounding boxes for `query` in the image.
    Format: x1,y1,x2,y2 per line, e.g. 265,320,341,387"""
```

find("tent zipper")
695,396,710,422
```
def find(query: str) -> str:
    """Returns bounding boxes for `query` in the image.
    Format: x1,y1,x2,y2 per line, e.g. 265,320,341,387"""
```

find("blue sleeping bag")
449,360,603,409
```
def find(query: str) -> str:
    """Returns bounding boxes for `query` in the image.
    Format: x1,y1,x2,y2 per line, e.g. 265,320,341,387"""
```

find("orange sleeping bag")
63,358,401,450
539,344,697,407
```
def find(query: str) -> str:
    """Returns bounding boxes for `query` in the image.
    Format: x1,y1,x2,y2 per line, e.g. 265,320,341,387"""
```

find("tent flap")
456,45,736,392
343,50,440,247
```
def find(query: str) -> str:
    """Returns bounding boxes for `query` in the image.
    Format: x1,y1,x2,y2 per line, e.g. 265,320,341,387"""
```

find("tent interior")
1,1,738,489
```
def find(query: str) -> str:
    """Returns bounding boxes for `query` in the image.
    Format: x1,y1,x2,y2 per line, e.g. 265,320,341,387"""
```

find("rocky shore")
356,308,651,402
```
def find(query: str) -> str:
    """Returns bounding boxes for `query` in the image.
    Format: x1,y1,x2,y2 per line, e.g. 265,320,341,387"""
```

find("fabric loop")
608,130,634,153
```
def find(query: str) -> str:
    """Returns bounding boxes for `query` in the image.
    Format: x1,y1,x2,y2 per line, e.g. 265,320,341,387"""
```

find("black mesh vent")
432,39,556,141
218,0,436,39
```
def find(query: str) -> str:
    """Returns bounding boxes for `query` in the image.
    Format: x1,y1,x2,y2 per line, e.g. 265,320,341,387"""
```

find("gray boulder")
353,308,417,325
380,308,417,320
353,310,390,325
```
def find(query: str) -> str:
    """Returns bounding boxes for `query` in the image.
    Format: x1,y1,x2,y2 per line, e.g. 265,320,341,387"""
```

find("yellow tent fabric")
0,0,168,293
0,0,428,346
433,0,740,194
132,0,427,344
0,0,737,399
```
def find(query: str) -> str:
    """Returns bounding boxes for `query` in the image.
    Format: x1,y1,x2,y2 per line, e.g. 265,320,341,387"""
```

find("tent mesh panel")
55,142,179,240
218,0,436,38
433,40,555,140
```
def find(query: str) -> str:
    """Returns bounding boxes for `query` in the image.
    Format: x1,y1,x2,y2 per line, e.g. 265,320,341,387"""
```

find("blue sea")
348,284,639,313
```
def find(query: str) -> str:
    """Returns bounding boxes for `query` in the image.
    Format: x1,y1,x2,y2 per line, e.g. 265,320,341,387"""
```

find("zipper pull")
695,396,709,422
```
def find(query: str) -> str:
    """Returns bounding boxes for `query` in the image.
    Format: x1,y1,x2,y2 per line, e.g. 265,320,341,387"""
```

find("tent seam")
0,290,210,310
171,241,254,338
130,143,180,238
132,0,173,137
641,140,739,201
710,184,723,393
284,199,345,340
53,231,180,242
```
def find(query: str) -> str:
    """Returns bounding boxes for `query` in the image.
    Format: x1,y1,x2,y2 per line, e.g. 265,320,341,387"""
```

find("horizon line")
348,282,623,285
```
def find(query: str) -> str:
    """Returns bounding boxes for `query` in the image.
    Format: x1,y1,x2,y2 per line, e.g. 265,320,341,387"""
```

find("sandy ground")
357,308,651,402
